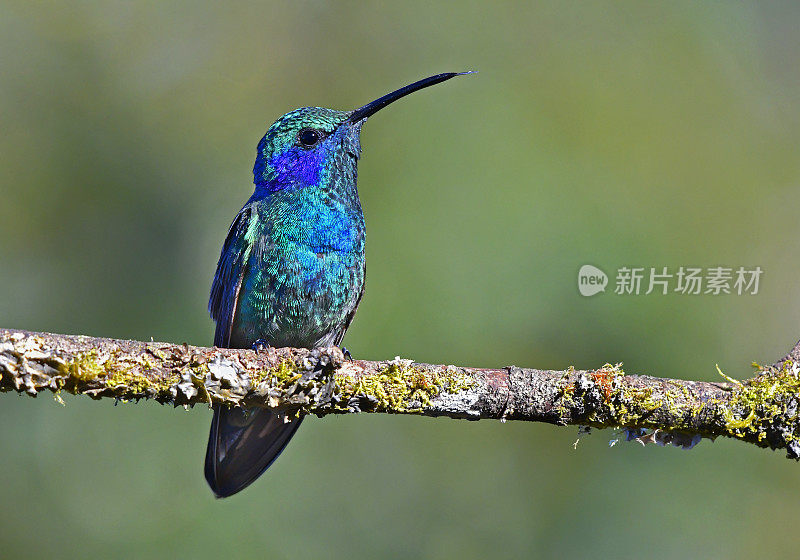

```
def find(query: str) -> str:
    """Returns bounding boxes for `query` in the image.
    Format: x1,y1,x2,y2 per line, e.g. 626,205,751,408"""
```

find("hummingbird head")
252,107,356,194
252,72,473,195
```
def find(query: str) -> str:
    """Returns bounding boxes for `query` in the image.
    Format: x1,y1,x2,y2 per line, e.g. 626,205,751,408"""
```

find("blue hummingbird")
205,72,471,497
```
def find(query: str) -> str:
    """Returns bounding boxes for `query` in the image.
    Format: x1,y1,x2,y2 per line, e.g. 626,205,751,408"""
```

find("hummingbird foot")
341,347,353,361
251,339,271,353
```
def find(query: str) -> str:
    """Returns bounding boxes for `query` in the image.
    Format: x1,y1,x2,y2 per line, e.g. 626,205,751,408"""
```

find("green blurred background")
1,2,799,558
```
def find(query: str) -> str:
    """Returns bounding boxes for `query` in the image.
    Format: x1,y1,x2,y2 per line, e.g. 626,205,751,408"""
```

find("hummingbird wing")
209,204,255,348
206,202,306,497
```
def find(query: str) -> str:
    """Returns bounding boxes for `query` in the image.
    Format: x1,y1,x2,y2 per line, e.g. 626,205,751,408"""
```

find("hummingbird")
205,72,471,498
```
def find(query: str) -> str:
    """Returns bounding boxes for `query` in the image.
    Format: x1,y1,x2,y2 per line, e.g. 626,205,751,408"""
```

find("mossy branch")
2,328,800,460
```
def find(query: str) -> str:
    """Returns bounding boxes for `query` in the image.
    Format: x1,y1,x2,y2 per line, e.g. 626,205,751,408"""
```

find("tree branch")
2,328,800,460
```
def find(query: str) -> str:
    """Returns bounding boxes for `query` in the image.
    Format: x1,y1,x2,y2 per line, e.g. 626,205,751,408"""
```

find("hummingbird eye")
297,128,322,148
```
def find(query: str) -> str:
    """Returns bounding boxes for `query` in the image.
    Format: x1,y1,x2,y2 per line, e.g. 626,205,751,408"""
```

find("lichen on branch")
1,329,800,462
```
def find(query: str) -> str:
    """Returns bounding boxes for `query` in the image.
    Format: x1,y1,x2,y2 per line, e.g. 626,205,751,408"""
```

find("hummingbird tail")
205,405,303,498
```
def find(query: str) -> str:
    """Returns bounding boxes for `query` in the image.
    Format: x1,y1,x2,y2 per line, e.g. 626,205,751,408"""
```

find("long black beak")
348,71,474,123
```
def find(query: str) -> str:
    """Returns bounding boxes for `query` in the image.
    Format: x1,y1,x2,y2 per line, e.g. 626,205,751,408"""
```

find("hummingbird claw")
341,347,353,361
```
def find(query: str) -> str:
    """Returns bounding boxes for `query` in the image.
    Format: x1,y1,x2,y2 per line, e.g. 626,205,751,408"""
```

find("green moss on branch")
2,329,800,461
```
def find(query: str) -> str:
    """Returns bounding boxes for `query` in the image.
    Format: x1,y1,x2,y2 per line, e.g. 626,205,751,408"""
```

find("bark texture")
2,329,800,460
